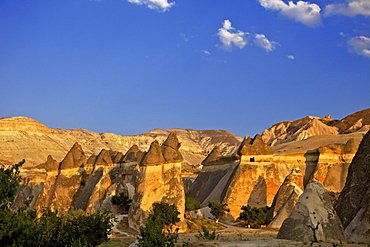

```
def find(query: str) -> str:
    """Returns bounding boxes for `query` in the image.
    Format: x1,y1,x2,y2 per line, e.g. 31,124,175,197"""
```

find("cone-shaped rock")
121,145,144,163
60,142,86,169
161,132,183,163
202,146,222,166
95,149,113,165
343,138,357,154
267,168,303,228
87,154,97,164
140,140,165,165
335,130,370,243
112,151,124,163
278,180,345,243
43,155,59,171
237,135,273,156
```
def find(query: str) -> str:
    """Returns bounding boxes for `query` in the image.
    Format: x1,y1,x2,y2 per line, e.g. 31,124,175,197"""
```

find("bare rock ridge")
262,108,370,145
335,130,370,243
277,180,345,243
0,116,242,167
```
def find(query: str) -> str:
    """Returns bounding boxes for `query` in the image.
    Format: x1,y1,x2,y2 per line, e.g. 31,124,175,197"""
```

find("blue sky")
1,0,369,137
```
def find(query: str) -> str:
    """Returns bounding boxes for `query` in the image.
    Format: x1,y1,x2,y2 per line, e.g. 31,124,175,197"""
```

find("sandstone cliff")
128,133,186,231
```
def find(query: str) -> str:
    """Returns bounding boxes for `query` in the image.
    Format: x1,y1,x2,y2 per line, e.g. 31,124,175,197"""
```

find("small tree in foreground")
137,202,180,247
208,201,230,222
239,205,268,228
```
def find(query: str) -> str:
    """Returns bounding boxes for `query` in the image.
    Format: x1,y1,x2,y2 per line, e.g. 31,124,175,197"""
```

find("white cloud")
325,0,370,17
287,55,295,59
127,0,174,11
259,0,322,27
348,36,370,58
202,50,211,55
254,34,279,51
217,20,249,50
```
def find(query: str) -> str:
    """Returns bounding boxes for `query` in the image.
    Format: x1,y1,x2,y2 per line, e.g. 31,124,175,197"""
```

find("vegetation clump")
0,160,114,247
137,202,180,247
185,197,200,212
208,201,230,222
111,192,132,214
238,205,268,228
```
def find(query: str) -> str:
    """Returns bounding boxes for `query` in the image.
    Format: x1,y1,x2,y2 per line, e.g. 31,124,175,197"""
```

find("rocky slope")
0,117,242,168
262,108,370,145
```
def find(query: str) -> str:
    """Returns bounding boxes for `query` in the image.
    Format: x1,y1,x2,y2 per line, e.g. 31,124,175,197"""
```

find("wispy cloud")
217,20,249,50
217,20,280,52
127,0,174,12
325,0,370,17
254,34,279,51
348,36,370,58
287,55,295,59
202,50,211,56
259,0,322,27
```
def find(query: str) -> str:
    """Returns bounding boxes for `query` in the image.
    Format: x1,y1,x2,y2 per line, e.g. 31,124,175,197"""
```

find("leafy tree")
111,192,132,213
239,205,268,227
137,202,180,247
185,197,200,212
0,160,114,247
208,201,230,222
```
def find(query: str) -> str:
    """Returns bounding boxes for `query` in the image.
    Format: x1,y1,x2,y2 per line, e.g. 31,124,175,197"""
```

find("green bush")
238,205,268,227
185,197,200,212
111,192,132,213
208,201,230,220
137,202,180,247
0,161,114,247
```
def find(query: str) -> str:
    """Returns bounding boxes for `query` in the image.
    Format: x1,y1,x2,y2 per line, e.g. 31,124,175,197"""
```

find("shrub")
185,197,200,212
0,161,114,247
111,192,132,213
196,225,219,240
137,202,180,247
238,205,268,227
208,201,230,221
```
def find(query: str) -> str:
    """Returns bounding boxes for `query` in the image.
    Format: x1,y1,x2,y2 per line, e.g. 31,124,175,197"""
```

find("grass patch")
97,238,136,247
185,218,226,233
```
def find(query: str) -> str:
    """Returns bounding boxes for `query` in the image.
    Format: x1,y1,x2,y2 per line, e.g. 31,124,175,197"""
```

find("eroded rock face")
237,135,273,156
309,139,358,194
278,180,345,243
335,130,370,243
202,146,222,166
128,134,185,231
161,132,183,163
267,168,303,228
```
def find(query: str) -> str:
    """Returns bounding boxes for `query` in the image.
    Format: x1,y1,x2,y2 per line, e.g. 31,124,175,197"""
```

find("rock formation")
262,108,370,146
0,116,242,168
278,180,345,243
128,133,186,231
267,168,303,228
335,130,370,243
201,146,222,166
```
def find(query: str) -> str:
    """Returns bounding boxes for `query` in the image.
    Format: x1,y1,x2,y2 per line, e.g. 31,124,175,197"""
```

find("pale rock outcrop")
309,139,358,194
128,133,186,231
267,168,303,228
278,180,345,243
335,130,370,243
201,146,222,166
